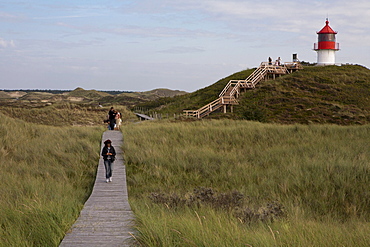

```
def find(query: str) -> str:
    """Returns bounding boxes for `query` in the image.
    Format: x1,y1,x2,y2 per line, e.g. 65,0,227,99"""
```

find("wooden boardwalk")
60,131,136,247
134,113,155,121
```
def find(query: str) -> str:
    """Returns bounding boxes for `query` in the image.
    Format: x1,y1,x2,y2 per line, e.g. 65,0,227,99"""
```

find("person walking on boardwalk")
108,107,117,131
101,139,116,183
115,111,122,130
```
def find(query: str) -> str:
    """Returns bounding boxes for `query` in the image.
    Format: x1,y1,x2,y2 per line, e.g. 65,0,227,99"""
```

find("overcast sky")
1,0,369,92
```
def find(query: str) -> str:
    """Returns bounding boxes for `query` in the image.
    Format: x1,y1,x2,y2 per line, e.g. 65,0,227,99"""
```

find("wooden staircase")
184,61,302,118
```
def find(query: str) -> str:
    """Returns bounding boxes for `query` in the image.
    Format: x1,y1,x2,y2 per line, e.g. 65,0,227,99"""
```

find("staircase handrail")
198,98,222,118
184,95,238,118
184,97,221,118
221,95,238,104
245,67,267,86
220,64,266,98
198,97,221,111
219,80,239,97
284,62,303,70
229,81,242,98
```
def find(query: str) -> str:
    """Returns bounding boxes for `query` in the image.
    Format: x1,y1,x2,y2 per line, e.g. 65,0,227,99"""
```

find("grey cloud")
0,38,15,48
57,21,217,39
158,46,205,54
0,11,27,22
33,14,102,20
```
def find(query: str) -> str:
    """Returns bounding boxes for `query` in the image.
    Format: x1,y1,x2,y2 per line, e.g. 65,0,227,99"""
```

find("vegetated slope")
0,87,185,126
0,113,102,246
0,91,12,99
133,69,254,112
235,65,370,124
101,88,188,106
137,65,370,125
120,88,188,99
0,103,136,126
65,87,111,100
0,87,187,108
123,120,370,246
0,90,26,98
18,91,55,101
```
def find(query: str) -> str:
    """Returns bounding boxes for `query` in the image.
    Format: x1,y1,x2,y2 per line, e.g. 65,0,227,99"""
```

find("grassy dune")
0,103,135,126
135,65,370,125
123,120,370,246
0,113,103,246
235,65,370,124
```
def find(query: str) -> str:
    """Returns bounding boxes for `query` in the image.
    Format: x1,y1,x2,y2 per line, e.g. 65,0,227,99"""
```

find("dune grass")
235,65,370,124
0,113,103,246
135,65,370,125
123,120,370,246
0,103,135,126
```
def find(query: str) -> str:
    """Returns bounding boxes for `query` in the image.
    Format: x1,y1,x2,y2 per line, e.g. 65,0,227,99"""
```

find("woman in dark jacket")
101,139,116,183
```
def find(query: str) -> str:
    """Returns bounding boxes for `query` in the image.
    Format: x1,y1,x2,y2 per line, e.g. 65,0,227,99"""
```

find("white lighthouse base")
316,50,336,66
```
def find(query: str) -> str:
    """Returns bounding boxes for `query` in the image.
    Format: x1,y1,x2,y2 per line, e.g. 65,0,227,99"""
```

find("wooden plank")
59,131,136,247
134,113,154,120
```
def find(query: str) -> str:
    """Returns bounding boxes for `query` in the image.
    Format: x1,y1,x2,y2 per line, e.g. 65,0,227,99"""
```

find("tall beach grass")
0,103,135,126
0,113,103,246
123,120,370,246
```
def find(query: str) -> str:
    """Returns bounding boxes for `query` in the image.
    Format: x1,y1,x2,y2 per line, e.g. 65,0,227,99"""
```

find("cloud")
0,11,27,22
158,46,205,54
0,11,18,19
0,38,15,48
33,15,98,20
16,37,104,51
135,0,369,35
0,0,369,91
32,11,106,20
56,21,217,39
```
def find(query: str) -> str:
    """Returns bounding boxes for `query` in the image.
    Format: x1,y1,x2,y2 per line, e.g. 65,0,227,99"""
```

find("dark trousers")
104,159,114,179
109,119,116,130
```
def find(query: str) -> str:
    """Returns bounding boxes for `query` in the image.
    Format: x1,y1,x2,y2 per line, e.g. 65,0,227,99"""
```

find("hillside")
0,113,102,246
65,87,112,99
0,87,187,126
123,120,370,246
235,65,370,124
136,65,370,125
133,69,254,112
0,87,187,108
98,88,188,106
0,91,12,99
18,92,55,101
119,88,188,99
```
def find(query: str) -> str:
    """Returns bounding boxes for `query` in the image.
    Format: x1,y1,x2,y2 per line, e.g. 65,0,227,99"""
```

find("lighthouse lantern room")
314,19,339,65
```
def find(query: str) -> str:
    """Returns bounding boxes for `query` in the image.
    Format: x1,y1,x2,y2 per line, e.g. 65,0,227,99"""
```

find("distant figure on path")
108,107,117,130
101,139,116,183
277,57,282,66
115,111,122,130
268,57,272,65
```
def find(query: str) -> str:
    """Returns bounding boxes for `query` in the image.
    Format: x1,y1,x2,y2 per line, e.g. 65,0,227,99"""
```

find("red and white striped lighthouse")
314,19,339,65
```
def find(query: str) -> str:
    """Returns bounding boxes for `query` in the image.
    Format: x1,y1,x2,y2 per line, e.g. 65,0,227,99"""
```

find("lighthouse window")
318,34,336,42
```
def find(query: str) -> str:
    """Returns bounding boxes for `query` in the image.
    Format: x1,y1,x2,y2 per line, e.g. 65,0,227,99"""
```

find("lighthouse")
314,19,339,65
